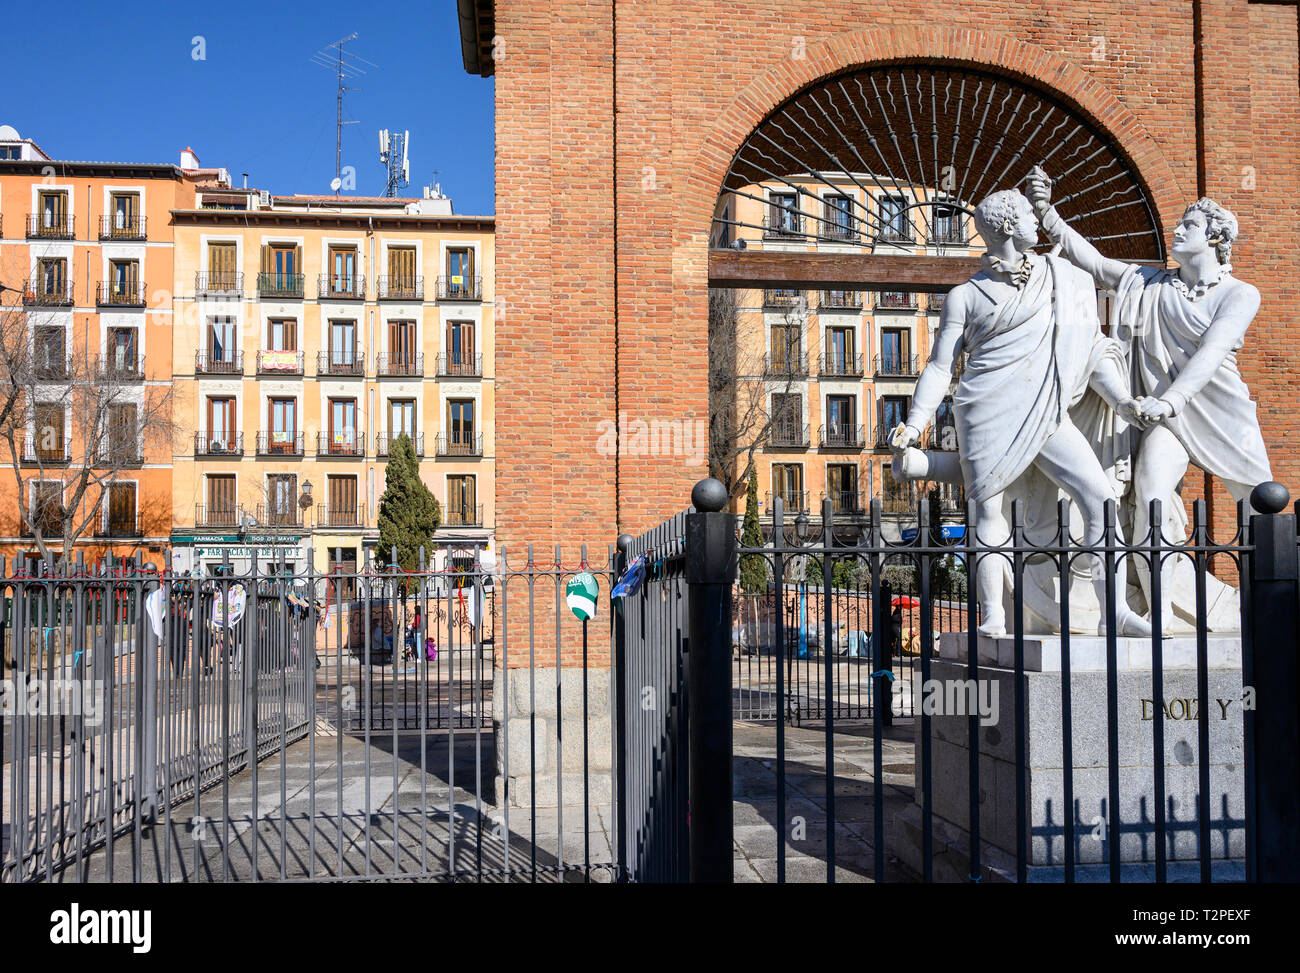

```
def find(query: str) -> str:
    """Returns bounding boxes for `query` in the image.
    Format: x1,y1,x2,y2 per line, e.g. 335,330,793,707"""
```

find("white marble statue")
891,188,1152,638
1027,168,1273,632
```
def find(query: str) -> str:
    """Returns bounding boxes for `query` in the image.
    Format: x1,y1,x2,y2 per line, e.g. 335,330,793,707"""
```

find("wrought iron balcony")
96,514,142,538
257,432,304,457
764,490,808,513
921,421,960,451
762,212,803,239
376,432,424,457
377,353,424,377
763,288,806,310
878,227,914,245
32,355,72,381
875,353,920,377
818,352,863,377
316,351,365,377
318,273,365,300
768,421,809,448
27,213,74,240
195,350,243,375
316,432,365,458
827,490,865,516
819,423,865,449
316,504,365,528
435,433,483,457
436,276,482,301
196,272,244,297
928,226,968,246
436,353,482,377
444,503,484,527
96,282,146,307
96,441,143,467
257,350,304,375
258,272,304,299
194,432,243,457
876,292,917,310
929,293,947,313
96,355,144,382
763,353,808,379
23,278,74,306
256,503,305,528
194,504,243,528
819,290,862,310
376,275,424,300
100,215,147,241
820,220,859,242
22,438,71,464
881,489,920,516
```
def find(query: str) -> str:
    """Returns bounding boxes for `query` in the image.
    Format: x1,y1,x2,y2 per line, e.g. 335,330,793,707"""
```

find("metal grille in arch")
713,64,1165,263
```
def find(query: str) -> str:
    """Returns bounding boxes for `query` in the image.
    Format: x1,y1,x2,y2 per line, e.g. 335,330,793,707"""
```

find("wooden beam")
707,250,981,292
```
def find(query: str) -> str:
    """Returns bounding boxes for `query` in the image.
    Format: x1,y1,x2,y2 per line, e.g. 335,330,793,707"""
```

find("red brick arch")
686,25,1186,253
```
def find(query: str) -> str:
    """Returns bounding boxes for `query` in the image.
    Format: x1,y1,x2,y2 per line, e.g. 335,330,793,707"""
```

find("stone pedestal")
491,666,614,808
892,633,1247,881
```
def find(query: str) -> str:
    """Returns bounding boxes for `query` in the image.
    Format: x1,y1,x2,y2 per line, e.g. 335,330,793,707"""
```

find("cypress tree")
739,468,767,593
376,434,441,590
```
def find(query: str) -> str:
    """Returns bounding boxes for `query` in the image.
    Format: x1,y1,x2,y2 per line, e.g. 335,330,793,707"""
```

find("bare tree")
708,286,813,498
0,288,174,565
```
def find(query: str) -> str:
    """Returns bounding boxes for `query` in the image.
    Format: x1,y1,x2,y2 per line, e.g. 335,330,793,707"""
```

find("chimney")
242,172,248,188
180,146,200,170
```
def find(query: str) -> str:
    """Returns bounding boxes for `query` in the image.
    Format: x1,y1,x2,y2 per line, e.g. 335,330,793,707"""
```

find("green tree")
739,469,767,593
376,434,441,591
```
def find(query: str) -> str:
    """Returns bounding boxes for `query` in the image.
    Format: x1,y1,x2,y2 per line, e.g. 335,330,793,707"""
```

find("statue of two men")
892,168,1272,636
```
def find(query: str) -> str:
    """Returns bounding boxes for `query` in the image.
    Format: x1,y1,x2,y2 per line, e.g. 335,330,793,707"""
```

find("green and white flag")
566,572,599,621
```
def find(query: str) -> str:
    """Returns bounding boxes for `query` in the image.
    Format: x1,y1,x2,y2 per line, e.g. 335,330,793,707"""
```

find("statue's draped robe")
1113,266,1272,486
955,254,1117,504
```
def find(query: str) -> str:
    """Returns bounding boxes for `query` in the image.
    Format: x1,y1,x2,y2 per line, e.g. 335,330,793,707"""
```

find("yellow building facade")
169,189,495,576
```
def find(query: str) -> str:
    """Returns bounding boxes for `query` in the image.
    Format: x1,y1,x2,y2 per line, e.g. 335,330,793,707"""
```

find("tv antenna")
378,129,409,197
310,33,376,195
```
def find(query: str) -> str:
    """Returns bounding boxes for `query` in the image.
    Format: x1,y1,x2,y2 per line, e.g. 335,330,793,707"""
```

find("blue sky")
0,0,495,214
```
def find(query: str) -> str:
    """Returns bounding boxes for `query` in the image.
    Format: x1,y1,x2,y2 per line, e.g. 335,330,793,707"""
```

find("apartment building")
717,175,977,531
0,131,227,561
169,188,495,576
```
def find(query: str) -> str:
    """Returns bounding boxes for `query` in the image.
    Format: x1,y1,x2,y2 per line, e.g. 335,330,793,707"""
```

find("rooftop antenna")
310,33,376,195
378,128,410,197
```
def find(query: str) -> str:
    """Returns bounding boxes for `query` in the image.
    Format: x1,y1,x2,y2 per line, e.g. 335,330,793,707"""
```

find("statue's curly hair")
973,189,1029,242
1184,198,1238,265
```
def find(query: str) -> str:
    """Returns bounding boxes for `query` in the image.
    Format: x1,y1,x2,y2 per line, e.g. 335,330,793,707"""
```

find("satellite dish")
330,177,342,192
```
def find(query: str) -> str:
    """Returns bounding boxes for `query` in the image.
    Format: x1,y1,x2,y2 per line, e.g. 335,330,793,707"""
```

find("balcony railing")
819,423,865,449
195,504,243,528
436,276,483,301
257,432,304,456
376,275,424,301
820,220,859,242
762,212,803,239
881,491,920,516
316,432,365,458
436,353,483,377
929,293,947,314
921,421,960,451
875,422,907,449
765,490,808,513
194,433,243,457
22,438,71,464
763,289,806,310
96,514,142,538
763,353,807,379
196,272,244,297
928,226,968,246
768,421,809,448
878,227,914,245
258,272,305,299
27,213,75,239
875,353,920,377
444,503,484,527
377,353,424,377
316,351,365,377
818,352,863,377
256,503,305,528
33,355,72,381
435,433,483,457
876,292,917,310
316,504,365,528
96,355,143,382
195,350,243,375
100,215,147,241
376,432,424,457
96,442,143,466
827,490,865,516
819,290,862,309
257,350,304,375
318,273,366,300
96,282,146,307
23,278,74,306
